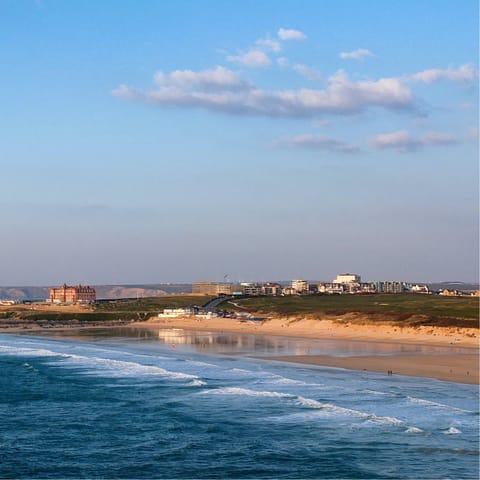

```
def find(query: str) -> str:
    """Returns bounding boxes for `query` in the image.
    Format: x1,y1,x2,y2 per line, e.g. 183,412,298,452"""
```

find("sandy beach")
133,315,479,384
1,313,478,384
262,354,478,384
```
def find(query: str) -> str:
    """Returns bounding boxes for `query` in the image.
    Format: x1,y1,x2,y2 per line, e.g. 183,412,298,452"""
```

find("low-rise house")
158,307,196,318
318,282,345,294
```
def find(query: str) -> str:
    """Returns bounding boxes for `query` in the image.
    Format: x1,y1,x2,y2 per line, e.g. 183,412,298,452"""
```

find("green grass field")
94,295,212,313
218,294,479,327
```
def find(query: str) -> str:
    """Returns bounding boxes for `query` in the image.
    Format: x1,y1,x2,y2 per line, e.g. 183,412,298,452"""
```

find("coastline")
1,314,478,384
133,315,479,384
134,315,479,349
258,354,478,385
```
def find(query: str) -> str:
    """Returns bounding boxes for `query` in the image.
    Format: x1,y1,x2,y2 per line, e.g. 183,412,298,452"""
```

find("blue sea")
0,328,478,479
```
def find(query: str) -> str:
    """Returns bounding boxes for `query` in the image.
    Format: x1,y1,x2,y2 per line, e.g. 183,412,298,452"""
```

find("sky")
0,0,478,285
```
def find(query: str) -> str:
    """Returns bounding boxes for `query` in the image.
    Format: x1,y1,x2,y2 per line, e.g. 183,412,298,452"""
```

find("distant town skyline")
1,0,478,285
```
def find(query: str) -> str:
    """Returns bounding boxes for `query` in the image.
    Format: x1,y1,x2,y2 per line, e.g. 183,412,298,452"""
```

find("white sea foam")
362,389,399,397
366,414,404,426
203,387,293,398
0,345,66,358
296,397,405,426
405,427,424,434
407,396,472,413
53,354,200,380
444,427,462,435
0,343,203,382
202,387,406,427
188,379,207,387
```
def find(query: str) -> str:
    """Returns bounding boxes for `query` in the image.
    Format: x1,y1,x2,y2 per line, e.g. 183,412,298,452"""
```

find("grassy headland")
219,294,479,328
0,294,477,330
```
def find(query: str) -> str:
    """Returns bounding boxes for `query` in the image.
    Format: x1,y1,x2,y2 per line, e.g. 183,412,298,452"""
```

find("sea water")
0,330,478,479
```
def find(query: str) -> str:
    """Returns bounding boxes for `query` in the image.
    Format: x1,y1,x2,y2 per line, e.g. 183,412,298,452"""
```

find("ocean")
0,329,478,479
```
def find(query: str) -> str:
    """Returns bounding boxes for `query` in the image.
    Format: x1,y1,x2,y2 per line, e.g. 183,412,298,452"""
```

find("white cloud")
278,28,306,41
409,64,477,84
421,132,458,145
256,37,282,53
340,48,374,61
293,64,321,81
226,50,271,67
278,134,360,153
371,130,458,152
112,84,137,99
113,68,416,118
153,66,251,90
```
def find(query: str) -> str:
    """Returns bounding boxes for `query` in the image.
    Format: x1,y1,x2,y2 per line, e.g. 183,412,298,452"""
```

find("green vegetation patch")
221,294,479,325
11,312,139,323
94,295,212,313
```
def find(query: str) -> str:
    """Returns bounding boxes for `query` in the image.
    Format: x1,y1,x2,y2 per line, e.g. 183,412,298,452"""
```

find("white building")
158,308,195,318
333,273,361,284
291,279,308,293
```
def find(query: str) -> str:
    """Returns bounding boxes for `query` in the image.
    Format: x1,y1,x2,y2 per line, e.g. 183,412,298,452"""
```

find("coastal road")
202,296,234,311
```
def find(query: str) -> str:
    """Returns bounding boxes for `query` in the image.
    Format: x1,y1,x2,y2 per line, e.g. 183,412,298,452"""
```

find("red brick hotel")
49,284,96,303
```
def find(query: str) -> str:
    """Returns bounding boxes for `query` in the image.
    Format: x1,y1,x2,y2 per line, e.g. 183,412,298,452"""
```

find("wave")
406,396,473,413
0,345,65,358
202,386,293,399
202,386,406,426
188,379,207,387
443,427,462,435
58,354,200,380
405,427,424,434
0,343,202,383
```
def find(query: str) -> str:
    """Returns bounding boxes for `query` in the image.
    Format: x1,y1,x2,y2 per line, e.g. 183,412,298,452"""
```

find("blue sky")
0,0,478,285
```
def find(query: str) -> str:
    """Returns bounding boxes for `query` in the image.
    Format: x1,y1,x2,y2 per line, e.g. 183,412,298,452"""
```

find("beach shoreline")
1,314,478,384
255,354,478,384
134,315,479,348
132,315,479,384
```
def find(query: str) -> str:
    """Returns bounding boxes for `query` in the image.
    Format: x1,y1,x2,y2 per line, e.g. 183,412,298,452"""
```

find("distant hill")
0,284,193,300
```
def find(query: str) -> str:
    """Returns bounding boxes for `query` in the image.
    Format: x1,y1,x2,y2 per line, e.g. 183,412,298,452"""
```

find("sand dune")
138,314,479,349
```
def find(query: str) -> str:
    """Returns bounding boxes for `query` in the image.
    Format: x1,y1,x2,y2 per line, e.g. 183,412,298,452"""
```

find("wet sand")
135,316,479,384
262,354,479,384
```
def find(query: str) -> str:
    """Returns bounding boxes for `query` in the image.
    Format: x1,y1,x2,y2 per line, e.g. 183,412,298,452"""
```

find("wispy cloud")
277,134,361,153
340,48,374,61
371,130,459,152
277,57,288,67
226,50,271,67
278,28,306,41
255,37,282,53
113,69,415,118
154,66,251,90
293,64,321,81
408,64,477,84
